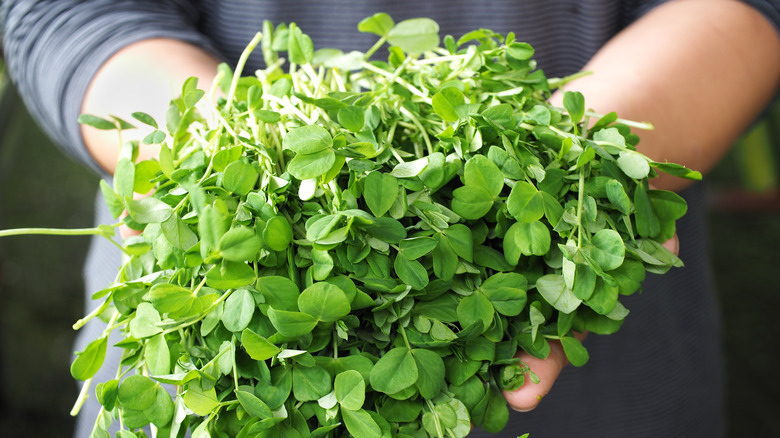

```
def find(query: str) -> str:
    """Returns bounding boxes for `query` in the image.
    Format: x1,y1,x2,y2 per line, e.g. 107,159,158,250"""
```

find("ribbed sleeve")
0,0,216,174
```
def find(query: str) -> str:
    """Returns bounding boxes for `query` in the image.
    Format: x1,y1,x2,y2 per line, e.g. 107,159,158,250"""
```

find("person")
2,1,779,437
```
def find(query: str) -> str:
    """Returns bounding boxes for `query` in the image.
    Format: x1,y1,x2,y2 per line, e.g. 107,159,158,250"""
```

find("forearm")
81,38,221,174
553,0,780,191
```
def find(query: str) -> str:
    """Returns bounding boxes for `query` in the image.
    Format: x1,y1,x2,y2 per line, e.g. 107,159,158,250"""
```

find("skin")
81,0,780,414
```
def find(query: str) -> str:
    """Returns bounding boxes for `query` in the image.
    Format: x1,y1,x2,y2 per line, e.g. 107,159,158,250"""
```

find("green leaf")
149,283,194,315
634,183,660,237
560,336,589,367
503,221,551,261
506,41,535,61
268,308,318,337
298,282,351,323
257,276,300,311
99,179,125,219
78,113,118,130
432,87,465,122
205,261,256,289
263,216,294,252
292,365,331,401
114,158,135,200
605,179,632,215
387,18,440,53
341,408,382,438
70,336,107,381
161,214,198,251
394,255,429,290
219,226,262,262
358,12,394,37
222,160,259,196
236,388,274,419
535,274,582,314
412,349,445,399
507,181,544,223
370,348,418,394
399,237,437,260
587,229,626,271
183,381,220,416
241,329,281,361
363,171,399,217
617,151,651,179
287,149,337,180
338,106,365,132
287,23,314,64
563,91,585,125
335,370,366,411
145,385,174,427
126,196,173,224
464,155,504,198
457,292,494,331
144,333,170,376
442,224,473,262
451,185,493,220
118,375,158,411
129,302,163,339
480,273,527,316
585,277,619,315
283,125,333,154
222,288,255,332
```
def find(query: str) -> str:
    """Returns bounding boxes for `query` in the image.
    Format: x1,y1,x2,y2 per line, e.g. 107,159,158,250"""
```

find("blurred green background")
0,73,779,437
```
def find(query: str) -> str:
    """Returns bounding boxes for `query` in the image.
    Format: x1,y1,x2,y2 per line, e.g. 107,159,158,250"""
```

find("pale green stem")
226,32,262,108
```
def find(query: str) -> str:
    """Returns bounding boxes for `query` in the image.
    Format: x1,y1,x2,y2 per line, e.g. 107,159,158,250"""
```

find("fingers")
502,341,568,412
503,331,587,412
662,233,679,255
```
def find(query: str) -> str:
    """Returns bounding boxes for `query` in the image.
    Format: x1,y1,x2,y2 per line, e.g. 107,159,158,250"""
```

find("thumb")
502,341,567,412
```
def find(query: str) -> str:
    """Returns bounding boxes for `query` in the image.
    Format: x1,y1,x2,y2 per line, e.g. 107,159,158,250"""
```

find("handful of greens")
10,13,699,438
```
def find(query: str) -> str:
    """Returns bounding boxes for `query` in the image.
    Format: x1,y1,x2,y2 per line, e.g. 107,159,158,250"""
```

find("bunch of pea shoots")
0,13,698,438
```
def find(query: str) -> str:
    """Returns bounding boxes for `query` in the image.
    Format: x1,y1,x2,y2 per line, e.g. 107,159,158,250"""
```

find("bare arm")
505,0,780,412
80,38,221,174
552,0,780,191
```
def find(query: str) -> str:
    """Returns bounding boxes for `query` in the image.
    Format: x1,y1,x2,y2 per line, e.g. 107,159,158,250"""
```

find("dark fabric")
6,0,774,436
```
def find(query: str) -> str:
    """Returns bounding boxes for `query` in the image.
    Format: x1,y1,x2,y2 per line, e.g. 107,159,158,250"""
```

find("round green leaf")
480,272,528,316
287,148,336,180
464,155,504,198
118,375,158,411
503,220,550,261
335,370,366,411
589,229,626,271
283,125,333,154
363,171,399,217
387,18,440,53
370,348,418,395
222,160,259,196
535,274,582,314
219,226,262,262
263,216,294,251
456,292,494,332
292,365,331,401
451,185,493,220
298,282,351,322
507,181,544,223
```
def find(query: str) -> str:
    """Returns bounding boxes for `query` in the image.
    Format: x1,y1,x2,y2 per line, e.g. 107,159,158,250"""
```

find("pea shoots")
1,13,698,438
